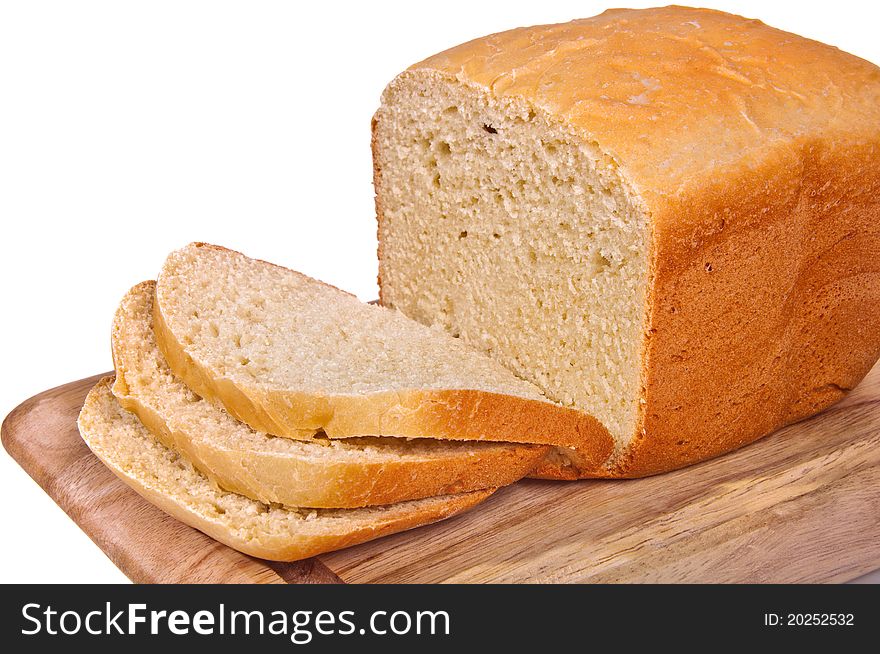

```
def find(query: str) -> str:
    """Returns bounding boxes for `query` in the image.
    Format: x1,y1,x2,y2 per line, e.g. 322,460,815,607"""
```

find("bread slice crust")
78,378,492,562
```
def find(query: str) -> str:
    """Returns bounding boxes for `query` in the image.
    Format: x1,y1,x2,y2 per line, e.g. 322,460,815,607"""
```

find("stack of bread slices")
78,243,609,561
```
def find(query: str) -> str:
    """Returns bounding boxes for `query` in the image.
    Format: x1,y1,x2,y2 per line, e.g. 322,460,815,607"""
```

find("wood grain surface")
3,365,879,583
0,374,339,584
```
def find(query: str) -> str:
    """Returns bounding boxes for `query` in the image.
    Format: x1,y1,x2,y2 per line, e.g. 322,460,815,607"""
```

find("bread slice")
78,378,492,561
153,242,613,470
112,281,546,508
373,6,880,477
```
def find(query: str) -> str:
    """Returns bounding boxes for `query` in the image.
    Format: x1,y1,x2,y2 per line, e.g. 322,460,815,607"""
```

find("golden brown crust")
621,135,880,477
80,378,494,563
527,447,587,480
116,373,547,507
153,270,614,470
379,6,880,477
105,463,493,562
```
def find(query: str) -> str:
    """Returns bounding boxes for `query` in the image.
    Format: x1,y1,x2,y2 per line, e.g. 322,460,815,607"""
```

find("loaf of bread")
153,242,612,470
79,378,492,562
112,281,546,508
373,6,880,477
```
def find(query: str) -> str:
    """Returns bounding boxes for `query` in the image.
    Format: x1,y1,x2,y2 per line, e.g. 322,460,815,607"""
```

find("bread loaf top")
409,6,880,208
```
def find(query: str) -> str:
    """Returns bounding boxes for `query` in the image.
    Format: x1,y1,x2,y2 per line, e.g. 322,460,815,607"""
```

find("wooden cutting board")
3,366,880,583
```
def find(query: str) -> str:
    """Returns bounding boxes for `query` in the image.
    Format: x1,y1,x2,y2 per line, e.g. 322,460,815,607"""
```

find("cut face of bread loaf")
376,63,648,457
78,378,492,562
374,6,880,476
153,242,614,470
112,281,546,508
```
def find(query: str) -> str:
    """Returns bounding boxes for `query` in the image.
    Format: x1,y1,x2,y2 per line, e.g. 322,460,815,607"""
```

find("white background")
1,0,878,583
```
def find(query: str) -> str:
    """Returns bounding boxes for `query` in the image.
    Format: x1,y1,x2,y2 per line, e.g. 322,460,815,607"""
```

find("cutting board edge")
1,374,342,585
